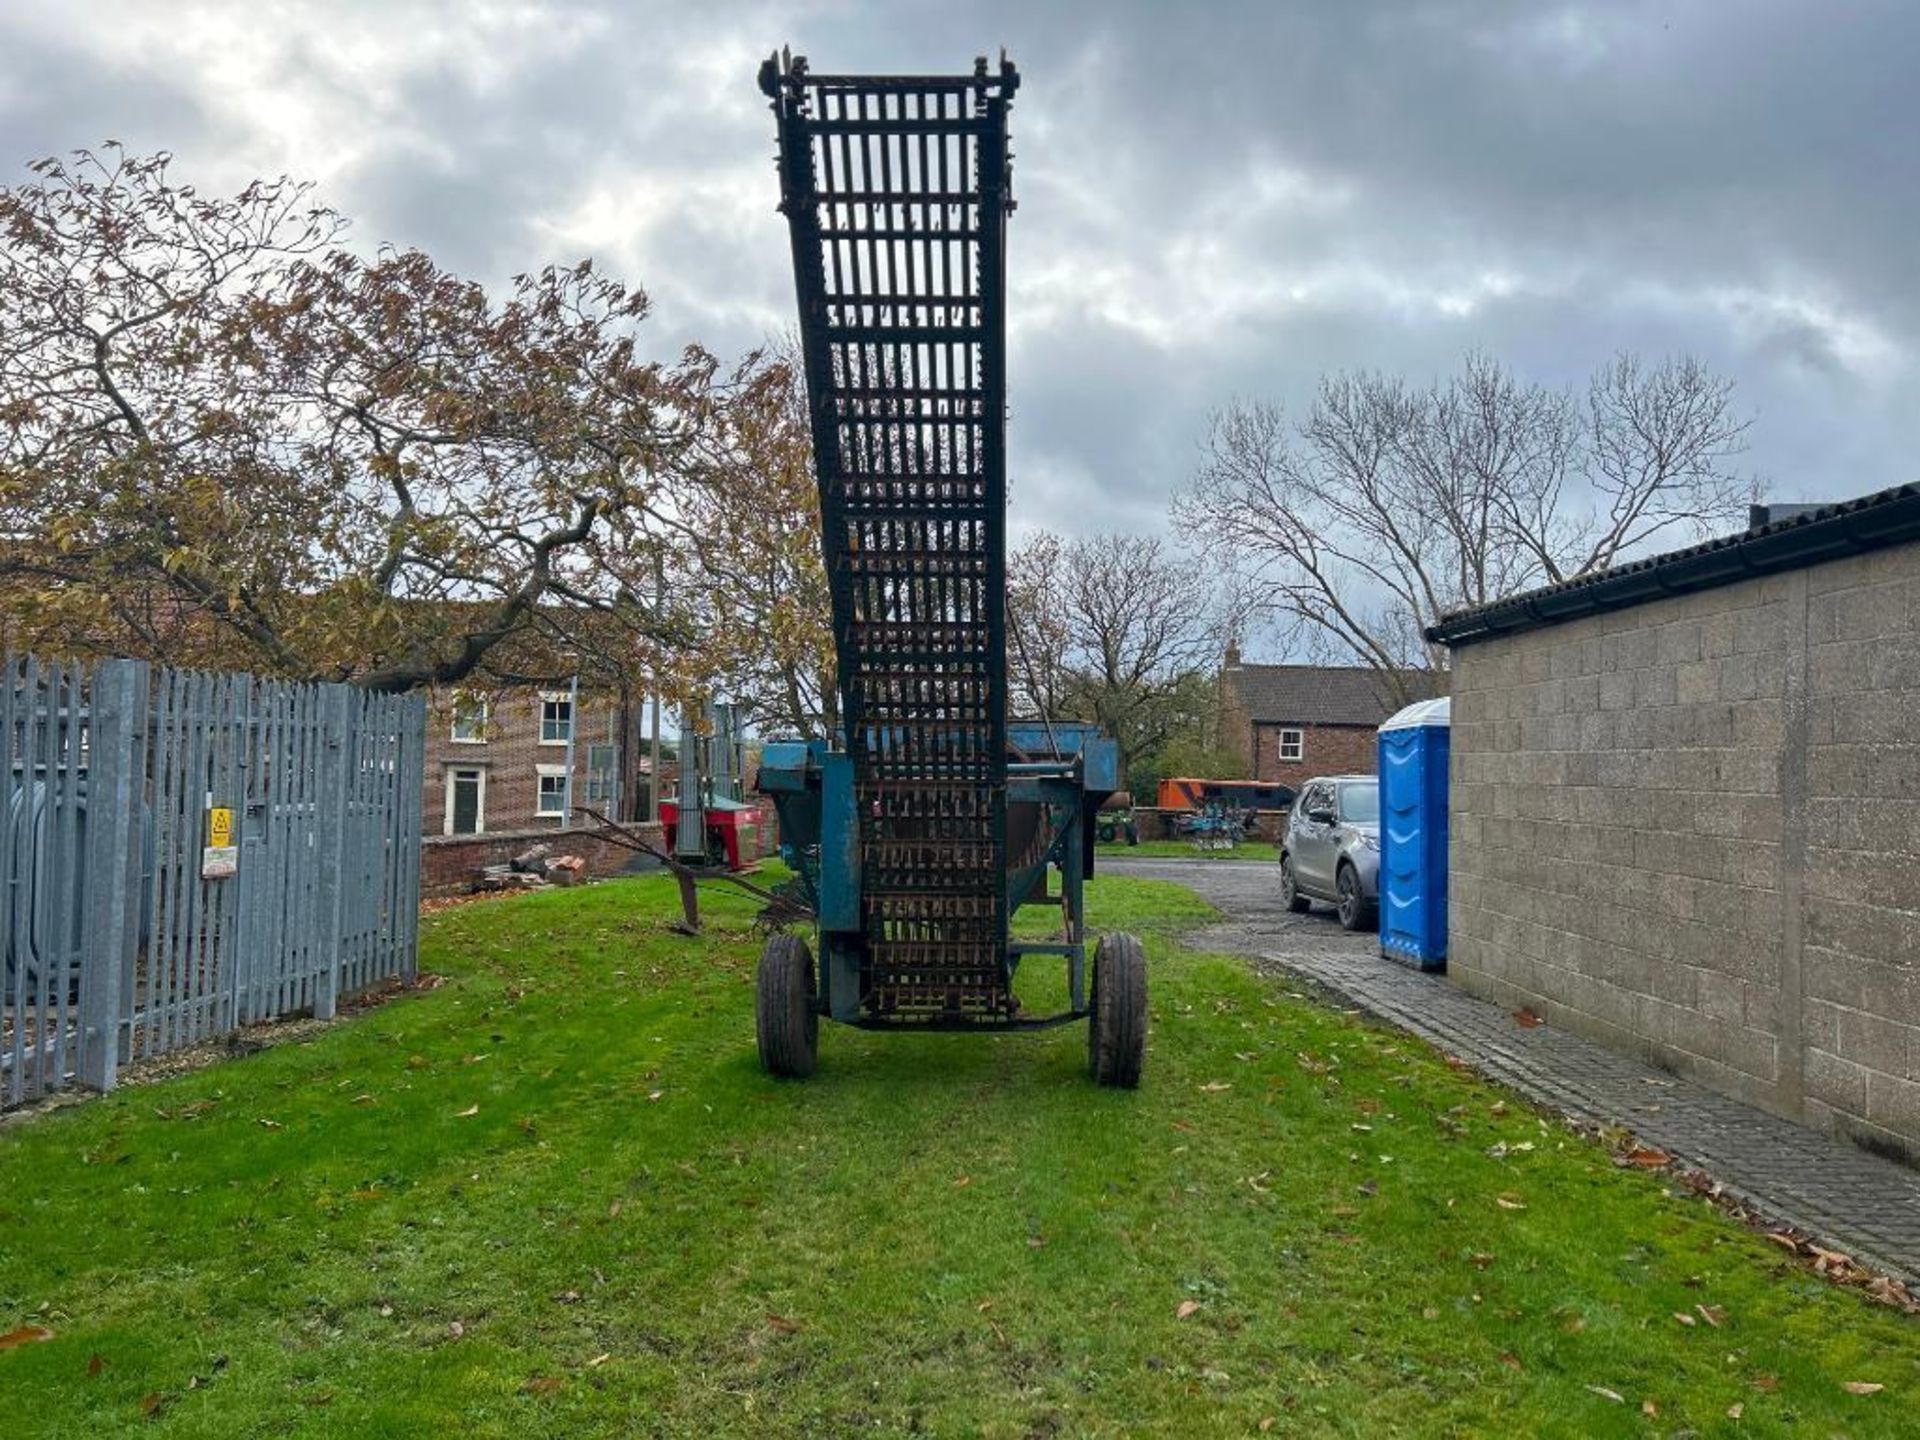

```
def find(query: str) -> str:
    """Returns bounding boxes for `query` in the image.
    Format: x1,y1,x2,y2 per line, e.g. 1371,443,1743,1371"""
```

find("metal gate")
1,656,425,1106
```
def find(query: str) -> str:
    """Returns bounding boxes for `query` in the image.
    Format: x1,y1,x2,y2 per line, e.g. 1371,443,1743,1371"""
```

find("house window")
450,694,489,744
444,766,486,835
1278,728,1304,762
536,765,570,817
539,692,573,745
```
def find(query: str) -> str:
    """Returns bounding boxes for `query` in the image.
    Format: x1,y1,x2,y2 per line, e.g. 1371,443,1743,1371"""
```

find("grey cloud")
1,0,1915,545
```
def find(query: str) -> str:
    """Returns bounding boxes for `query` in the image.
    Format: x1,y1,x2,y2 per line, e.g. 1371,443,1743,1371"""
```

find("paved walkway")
1108,856,1920,1286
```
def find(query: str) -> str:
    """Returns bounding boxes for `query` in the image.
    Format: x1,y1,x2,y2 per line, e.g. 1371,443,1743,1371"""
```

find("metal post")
78,659,149,1092
649,548,666,825
559,671,580,828
649,689,662,823
312,684,353,1020
1063,797,1087,1012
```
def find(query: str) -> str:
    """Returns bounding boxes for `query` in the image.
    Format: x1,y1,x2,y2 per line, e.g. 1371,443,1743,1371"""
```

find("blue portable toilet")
1377,696,1451,970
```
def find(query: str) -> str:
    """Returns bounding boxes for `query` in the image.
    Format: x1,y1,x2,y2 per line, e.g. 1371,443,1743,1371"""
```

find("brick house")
1219,656,1442,784
1431,485,1920,1160
422,686,648,836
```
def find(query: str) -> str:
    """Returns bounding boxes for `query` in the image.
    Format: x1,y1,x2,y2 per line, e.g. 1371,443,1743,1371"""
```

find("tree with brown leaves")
0,145,719,691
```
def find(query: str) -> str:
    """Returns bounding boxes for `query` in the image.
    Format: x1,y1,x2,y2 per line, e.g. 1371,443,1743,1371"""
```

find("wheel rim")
1281,860,1295,904
1338,871,1357,925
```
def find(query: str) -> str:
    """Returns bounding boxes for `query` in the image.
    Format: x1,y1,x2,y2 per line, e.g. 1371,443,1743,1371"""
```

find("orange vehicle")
1155,778,1298,812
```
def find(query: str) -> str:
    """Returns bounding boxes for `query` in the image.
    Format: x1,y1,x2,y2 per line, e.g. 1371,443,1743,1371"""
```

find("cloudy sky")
2,0,1913,545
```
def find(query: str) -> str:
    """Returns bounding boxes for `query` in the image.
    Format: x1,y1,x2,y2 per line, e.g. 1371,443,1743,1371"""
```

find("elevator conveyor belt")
763,54,1018,1018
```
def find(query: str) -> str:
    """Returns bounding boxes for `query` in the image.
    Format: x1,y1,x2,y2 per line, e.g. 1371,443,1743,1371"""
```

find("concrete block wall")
1449,539,1920,1160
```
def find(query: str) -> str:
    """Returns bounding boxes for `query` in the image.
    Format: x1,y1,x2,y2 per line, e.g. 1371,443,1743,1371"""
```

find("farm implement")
753,51,1147,1085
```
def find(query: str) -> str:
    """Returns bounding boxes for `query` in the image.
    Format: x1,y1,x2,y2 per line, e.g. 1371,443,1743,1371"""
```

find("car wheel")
1336,864,1376,933
1279,854,1311,914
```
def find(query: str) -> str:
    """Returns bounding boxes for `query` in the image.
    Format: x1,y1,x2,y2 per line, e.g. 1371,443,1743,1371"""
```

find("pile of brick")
473,843,588,892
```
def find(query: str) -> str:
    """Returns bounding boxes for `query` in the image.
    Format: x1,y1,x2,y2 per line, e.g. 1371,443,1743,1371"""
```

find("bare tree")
1007,531,1230,782
1177,352,1752,698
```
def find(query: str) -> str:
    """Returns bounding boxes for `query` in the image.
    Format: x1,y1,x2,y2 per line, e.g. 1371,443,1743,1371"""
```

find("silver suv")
1279,776,1381,932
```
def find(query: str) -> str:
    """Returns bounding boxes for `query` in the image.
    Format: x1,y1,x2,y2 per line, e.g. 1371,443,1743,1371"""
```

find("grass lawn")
2,873,1915,1437
1100,839,1280,862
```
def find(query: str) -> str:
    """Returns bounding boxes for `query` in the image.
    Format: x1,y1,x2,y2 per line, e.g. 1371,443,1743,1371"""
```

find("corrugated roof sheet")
1427,482,1920,647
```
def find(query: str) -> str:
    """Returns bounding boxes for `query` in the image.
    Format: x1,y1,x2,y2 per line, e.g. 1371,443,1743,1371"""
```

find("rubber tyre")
1336,864,1376,933
1279,855,1311,913
756,933,819,1078
1088,931,1148,1089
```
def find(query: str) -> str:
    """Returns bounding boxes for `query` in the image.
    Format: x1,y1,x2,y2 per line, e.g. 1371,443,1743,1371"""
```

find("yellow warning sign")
208,807,233,848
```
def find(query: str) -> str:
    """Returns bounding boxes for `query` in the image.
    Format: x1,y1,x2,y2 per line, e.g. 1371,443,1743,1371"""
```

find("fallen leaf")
1585,1385,1624,1403
1350,1123,1373,1133
87,1352,105,1376
1259,1420,1275,1433
1513,1007,1542,1029
456,1105,480,1118
1673,1312,1695,1326
1727,1402,1744,1419
522,1376,565,1396
765,1314,801,1335
1642,1399,1659,1417
256,1118,283,1130
647,1091,663,1103
1620,1144,1672,1168
448,1321,465,1338
1763,1231,1801,1252
304,1389,335,1407
1170,1119,1195,1133
350,1094,375,1106
1176,1300,1202,1320
587,1353,611,1368
1421,1306,1440,1320
1843,1381,1884,1396
1198,1081,1232,1093
1495,1193,1527,1211
1499,1352,1522,1370
1752,1373,1779,1393
953,1175,972,1188
608,1201,622,1219
1696,1303,1725,1328
1026,1235,1045,1250
553,1290,581,1305
0,1324,55,1350
139,1391,168,1417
